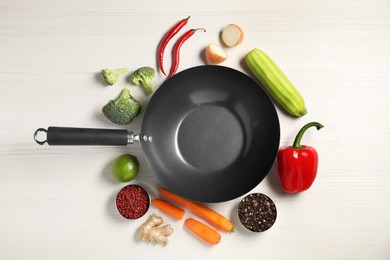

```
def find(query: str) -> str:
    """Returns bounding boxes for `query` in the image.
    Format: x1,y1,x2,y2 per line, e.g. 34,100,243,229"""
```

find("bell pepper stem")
292,122,324,149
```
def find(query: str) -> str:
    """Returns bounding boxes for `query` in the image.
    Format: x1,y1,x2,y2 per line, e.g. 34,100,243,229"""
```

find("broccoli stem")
142,80,153,95
119,87,131,99
115,68,128,75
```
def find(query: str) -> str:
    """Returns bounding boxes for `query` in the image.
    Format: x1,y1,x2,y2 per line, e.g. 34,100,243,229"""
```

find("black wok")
34,66,280,202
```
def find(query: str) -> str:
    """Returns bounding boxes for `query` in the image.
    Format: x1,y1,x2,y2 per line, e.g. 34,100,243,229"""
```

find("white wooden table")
1,0,389,259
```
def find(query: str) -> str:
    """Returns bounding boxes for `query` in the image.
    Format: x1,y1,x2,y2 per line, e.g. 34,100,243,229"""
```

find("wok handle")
34,126,137,145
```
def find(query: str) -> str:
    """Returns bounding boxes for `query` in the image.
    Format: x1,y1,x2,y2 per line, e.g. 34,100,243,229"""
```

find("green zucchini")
245,48,307,117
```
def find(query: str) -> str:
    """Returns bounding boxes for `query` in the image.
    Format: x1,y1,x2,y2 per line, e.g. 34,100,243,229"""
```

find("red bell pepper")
277,122,324,193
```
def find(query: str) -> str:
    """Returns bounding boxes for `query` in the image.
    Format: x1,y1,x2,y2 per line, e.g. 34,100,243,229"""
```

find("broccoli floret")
130,66,155,95
102,68,128,86
102,88,141,125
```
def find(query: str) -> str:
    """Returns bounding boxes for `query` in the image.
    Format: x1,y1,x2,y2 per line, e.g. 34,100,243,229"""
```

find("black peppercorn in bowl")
238,193,277,232
115,184,150,220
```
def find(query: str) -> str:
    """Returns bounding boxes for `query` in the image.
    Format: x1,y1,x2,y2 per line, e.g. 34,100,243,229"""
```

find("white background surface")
1,0,390,259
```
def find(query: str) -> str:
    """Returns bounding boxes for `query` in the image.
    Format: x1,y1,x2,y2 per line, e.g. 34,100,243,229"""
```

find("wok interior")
141,66,280,202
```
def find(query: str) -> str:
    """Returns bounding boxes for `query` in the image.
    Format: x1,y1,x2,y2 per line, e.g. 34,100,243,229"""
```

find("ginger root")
139,213,174,246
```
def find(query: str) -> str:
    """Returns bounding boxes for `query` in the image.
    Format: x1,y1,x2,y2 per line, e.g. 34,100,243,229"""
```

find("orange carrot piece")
184,218,221,245
151,198,185,220
158,188,234,232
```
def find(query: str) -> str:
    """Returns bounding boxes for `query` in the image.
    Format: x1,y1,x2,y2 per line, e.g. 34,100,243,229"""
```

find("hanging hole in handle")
34,128,47,145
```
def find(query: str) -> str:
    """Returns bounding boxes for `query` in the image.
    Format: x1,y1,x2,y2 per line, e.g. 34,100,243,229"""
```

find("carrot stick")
184,218,221,245
158,188,234,232
151,198,185,220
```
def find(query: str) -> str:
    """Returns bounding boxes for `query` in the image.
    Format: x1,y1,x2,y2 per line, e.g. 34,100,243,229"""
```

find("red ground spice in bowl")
116,184,150,219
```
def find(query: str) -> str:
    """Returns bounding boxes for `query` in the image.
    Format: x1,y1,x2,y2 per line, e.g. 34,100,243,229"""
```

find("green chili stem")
292,122,324,149
193,28,206,33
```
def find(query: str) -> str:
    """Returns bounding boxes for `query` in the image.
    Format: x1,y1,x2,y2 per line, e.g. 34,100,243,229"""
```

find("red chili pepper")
158,16,190,75
167,28,206,79
277,122,324,193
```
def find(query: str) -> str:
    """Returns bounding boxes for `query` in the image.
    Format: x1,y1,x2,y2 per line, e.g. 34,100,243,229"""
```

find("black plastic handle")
34,127,130,146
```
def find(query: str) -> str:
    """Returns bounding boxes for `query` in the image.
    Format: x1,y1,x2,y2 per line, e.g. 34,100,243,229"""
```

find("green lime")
111,154,140,182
